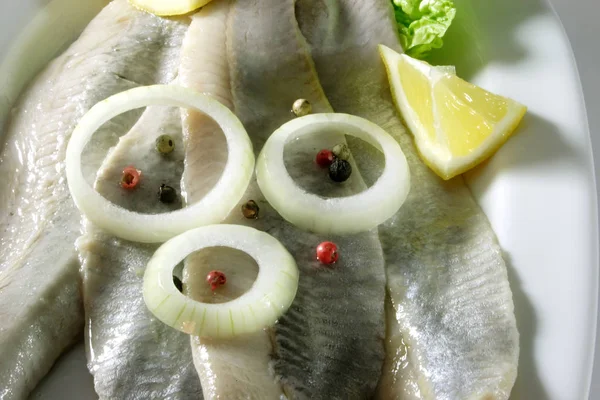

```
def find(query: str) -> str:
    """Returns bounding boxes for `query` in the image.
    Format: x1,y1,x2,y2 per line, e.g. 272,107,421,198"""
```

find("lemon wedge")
379,45,527,180
128,0,211,16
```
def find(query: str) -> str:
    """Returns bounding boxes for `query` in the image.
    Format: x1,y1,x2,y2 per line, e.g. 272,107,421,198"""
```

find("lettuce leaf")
392,0,456,59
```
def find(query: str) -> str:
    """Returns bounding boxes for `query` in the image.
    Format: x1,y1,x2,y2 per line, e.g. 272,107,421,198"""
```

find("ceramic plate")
1,0,595,399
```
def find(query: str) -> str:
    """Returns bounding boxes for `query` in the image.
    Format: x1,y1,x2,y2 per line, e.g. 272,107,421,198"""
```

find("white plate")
1,0,596,399
432,1,598,399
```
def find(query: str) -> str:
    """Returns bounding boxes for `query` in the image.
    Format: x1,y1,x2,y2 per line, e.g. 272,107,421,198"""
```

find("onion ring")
66,85,254,243
256,113,410,234
143,224,299,338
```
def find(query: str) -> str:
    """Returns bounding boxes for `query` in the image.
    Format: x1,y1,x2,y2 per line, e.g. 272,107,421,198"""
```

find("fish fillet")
203,0,388,398
77,100,204,399
0,1,182,397
179,3,286,398
295,0,520,398
70,4,201,399
177,0,389,398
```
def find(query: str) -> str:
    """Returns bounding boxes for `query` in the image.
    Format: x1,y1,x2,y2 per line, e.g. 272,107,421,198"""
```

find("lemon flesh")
128,0,211,16
379,45,527,180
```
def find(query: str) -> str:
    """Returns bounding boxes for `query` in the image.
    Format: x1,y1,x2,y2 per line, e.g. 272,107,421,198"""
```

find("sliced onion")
143,224,299,338
256,113,410,235
65,85,254,243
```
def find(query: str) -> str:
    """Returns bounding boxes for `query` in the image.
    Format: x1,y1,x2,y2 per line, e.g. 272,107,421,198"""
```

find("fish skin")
295,0,519,398
78,101,204,399
178,3,287,399
226,1,387,398
0,1,183,397
179,1,231,207
73,9,197,399
185,247,281,400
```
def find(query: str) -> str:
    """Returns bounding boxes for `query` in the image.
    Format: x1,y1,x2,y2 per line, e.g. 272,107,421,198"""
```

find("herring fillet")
180,0,388,397
179,3,286,398
295,0,520,398
73,10,202,397
226,0,387,398
78,102,203,399
0,1,180,397
179,2,230,205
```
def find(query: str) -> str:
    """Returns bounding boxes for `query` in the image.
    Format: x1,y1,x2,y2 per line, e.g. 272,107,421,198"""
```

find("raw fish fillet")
296,0,520,398
182,0,389,398
77,102,204,399
72,3,202,399
179,3,288,398
0,1,184,397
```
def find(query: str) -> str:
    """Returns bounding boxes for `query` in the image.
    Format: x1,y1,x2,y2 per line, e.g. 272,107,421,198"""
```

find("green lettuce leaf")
392,0,456,59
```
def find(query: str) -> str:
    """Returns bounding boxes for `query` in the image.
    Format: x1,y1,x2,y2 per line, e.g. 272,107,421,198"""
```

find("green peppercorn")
241,200,260,219
155,134,175,154
291,99,311,117
329,158,352,182
173,275,183,293
332,143,351,161
158,184,177,204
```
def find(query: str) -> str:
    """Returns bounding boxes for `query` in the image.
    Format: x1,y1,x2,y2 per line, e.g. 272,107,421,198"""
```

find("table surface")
549,0,600,398
27,1,600,399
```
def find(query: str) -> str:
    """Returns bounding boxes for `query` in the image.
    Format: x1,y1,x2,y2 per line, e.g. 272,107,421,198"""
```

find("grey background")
549,0,600,397
549,0,600,398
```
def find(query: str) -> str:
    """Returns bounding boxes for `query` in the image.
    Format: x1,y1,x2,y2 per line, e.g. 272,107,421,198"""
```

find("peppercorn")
241,200,260,219
316,149,335,168
291,99,311,117
332,143,351,161
121,166,141,189
158,184,177,204
155,134,175,154
316,241,339,265
328,158,352,182
206,270,226,291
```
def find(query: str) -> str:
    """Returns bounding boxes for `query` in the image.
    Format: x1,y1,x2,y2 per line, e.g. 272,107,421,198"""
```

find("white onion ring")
66,85,254,243
256,113,410,235
143,224,299,338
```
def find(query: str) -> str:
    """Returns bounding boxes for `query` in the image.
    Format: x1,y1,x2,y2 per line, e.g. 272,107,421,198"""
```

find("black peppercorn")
328,158,352,182
158,184,177,204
